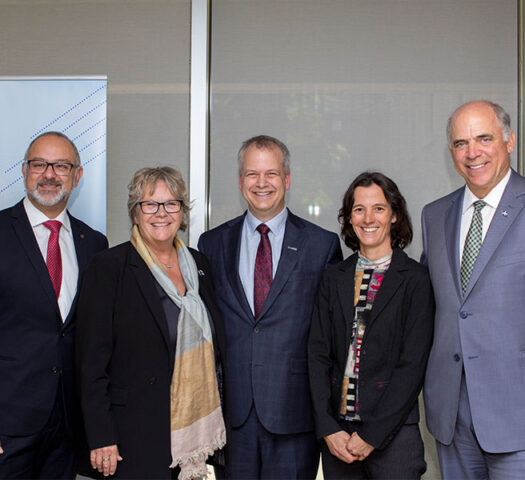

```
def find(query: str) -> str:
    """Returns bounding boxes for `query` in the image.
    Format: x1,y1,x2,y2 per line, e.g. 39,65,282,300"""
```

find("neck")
28,197,66,219
359,246,393,262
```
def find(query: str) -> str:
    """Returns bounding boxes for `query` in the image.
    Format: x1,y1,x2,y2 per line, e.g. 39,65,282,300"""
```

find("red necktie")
43,220,62,299
254,224,272,318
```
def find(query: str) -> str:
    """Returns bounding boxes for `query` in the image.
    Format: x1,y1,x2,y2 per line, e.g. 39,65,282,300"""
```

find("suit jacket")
198,209,342,434
421,169,525,453
0,200,107,437
308,248,434,450
76,242,226,479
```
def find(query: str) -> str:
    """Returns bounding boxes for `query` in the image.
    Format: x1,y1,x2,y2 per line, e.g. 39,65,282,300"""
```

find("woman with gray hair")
76,166,226,479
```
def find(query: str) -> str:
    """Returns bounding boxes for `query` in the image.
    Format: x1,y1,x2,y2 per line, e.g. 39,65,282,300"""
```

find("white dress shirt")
239,207,288,314
459,169,511,260
23,197,79,321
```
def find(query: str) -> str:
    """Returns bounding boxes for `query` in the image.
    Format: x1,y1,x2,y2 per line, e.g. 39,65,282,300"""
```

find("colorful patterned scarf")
131,225,226,479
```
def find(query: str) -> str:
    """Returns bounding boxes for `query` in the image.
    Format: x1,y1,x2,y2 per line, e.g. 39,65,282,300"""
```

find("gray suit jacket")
421,169,525,453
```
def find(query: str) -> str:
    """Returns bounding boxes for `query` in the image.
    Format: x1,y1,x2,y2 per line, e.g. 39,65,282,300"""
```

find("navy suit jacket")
198,209,342,435
422,170,525,452
0,200,107,437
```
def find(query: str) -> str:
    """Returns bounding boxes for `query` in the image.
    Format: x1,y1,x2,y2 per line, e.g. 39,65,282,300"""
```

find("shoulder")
422,187,463,218
199,214,244,241
393,249,430,282
68,212,108,247
88,241,131,268
0,200,24,223
288,211,339,241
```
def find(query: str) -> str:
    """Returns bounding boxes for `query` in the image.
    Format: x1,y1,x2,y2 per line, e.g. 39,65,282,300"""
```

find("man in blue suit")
0,132,107,478
422,101,525,479
199,135,342,479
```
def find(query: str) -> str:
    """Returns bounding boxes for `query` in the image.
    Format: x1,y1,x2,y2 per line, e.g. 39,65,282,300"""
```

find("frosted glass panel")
208,0,517,261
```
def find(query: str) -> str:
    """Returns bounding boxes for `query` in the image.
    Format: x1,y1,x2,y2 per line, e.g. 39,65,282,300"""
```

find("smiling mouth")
253,191,272,197
362,227,379,232
468,163,488,170
152,222,171,227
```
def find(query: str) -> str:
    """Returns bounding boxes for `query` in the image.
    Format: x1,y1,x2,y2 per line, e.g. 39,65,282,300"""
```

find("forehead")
242,145,284,171
27,135,76,160
450,104,501,138
142,180,176,198
353,183,388,204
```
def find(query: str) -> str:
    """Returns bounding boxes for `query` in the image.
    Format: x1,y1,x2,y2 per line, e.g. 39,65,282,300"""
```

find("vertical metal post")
519,0,524,174
189,0,210,246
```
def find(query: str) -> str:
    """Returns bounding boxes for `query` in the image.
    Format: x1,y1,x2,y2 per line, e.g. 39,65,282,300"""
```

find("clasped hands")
324,430,375,464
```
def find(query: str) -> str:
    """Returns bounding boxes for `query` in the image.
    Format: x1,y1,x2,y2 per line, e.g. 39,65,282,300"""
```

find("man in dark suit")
0,132,108,479
422,101,525,478
198,135,342,479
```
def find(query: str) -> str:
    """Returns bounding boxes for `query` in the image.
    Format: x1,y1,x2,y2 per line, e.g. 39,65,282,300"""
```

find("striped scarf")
131,226,226,479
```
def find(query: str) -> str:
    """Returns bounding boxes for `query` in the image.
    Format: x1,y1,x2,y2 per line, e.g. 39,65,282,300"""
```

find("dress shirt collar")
245,206,288,235
23,196,72,233
462,168,511,214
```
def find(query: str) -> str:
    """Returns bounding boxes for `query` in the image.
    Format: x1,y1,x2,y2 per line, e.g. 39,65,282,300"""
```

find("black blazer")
0,200,107,438
308,248,434,450
76,242,226,479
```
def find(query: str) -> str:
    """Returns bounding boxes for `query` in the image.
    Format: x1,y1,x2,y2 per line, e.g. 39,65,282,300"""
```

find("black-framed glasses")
26,160,77,176
136,200,183,214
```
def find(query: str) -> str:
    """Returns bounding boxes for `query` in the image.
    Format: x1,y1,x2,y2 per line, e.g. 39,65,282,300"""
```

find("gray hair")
237,135,290,175
127,166,190,231
24,131,81,165
446,100,512,146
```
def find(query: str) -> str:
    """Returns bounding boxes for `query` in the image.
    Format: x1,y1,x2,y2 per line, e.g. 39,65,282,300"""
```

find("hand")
91,445,122,477
324,430,358,464
346,432,374,461
0,440,3,455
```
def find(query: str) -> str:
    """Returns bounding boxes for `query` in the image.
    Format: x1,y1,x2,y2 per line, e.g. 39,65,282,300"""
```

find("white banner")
0,77,107,234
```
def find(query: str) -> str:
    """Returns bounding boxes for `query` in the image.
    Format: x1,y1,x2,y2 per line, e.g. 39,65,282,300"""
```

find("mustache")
36,179,62,188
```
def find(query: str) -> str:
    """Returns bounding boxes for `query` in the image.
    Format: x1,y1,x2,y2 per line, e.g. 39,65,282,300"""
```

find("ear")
391,212,397,224
507,131,516,154
238,175,242,190
285,174,291,190
73,166,84,187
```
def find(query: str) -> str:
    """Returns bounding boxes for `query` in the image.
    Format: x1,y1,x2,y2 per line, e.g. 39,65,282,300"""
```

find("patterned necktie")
460,200,486,294
254,223,272,318
43,220,63,299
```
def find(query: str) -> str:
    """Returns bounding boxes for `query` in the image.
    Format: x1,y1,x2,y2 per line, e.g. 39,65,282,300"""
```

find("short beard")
27,180,70,207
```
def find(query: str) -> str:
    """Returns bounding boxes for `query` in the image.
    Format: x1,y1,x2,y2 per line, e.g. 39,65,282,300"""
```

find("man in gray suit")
422,100,525,479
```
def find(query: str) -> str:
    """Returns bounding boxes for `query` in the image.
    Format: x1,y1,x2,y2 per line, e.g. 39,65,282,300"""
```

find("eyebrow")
452,133,494,147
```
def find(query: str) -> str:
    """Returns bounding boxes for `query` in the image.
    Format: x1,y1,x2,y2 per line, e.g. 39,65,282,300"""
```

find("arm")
76,251,123,470
358,266,435,449
326,233,343,266
308,270,345,440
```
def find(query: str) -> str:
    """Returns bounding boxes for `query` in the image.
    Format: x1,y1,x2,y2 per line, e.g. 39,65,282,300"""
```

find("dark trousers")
0,388,76,479
321,424,426,479
225,404,319,479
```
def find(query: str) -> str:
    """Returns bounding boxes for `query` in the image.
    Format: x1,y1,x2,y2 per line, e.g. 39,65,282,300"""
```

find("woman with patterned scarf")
76,167,226,479
308,172,434,479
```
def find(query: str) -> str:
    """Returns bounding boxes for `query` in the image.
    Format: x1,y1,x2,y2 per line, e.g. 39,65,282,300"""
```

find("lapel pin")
198,269,205,276
501,210,509,217
287,246,297,251
80,233,85,239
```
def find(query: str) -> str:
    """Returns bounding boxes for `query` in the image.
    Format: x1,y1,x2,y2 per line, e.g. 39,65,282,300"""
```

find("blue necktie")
460,200,486,294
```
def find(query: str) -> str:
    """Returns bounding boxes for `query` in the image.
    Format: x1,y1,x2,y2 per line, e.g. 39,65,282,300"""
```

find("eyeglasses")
136,200,183,214
26,160,77,176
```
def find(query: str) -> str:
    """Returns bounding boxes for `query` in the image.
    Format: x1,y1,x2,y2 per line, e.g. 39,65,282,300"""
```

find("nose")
42,163,58,178
466,142,480,160
255,174,267,187
364,209,373,223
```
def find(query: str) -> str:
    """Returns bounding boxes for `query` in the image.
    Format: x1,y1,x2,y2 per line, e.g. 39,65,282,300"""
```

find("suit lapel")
463,171,525,299
368,249,405,327
128,245,172,353
11,202,58,310
255,213,305,322
221,216,254,321
444,189,464,301
335,255,357,354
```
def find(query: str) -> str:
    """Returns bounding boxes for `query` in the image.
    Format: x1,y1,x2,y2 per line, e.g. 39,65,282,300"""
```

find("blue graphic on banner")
0,78,107,234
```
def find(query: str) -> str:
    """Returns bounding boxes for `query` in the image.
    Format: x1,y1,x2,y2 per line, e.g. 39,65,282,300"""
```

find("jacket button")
254,326,260,334
460,311,468,319
454,354,461,362
51,367,58,374
149,376,156,384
